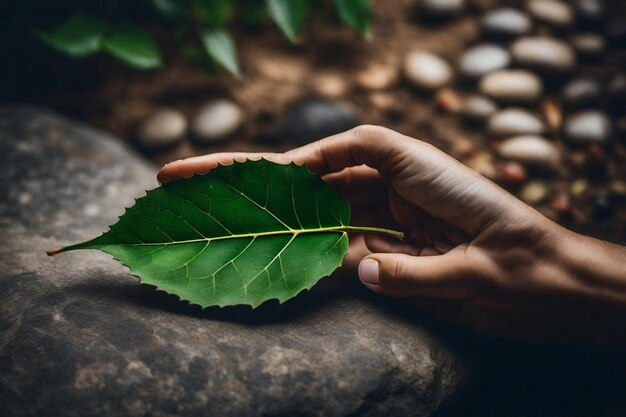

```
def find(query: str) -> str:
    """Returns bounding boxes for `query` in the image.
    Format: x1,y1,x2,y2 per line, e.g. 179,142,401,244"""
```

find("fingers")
357,248,482,300
157,152,290,183
158,124,420,183
284,125,418,176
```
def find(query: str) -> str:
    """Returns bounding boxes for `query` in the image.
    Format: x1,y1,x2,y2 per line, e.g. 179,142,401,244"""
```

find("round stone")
417,0,466,18
520,181,549,204
136,108,186,150
191,99,243,143
356,62,398,90
481,7,533,38
574,0,605,26
487,108,546,137
564,111,613,145
458,44,511,79
571,33,606,59
312,72,350,97
277,98,359,145
526,0,575,27
498,161,527,184
561,78,601,108
511,37,576,72
479,69,543,103
498,135,560,168
460,95,498,122
403,50,454,90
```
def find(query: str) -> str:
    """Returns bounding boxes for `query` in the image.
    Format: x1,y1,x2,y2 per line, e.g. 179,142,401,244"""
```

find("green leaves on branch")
48,160,402,309
266,0,309,42
335,0,372,38
37,14,162,70
199,29,241,77
36,13,107,58
35,1,373,75
102,23,162,70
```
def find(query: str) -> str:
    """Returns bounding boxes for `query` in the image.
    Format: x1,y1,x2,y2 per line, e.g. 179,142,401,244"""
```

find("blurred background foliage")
1,0,371,76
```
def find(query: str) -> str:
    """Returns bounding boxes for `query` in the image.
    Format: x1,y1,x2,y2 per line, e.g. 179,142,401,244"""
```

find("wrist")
555,228,626,306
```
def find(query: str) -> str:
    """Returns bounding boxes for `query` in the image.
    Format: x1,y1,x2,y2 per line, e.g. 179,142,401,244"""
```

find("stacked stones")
406,0,625,223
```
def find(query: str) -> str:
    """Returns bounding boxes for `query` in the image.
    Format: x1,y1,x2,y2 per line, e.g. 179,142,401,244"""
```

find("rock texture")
0,107,464,417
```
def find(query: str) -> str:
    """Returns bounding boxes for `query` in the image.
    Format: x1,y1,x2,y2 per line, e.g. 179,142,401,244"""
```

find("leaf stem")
341,226,404,240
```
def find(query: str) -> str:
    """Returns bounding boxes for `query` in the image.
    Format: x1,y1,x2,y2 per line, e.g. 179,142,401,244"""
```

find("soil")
2,0,625,243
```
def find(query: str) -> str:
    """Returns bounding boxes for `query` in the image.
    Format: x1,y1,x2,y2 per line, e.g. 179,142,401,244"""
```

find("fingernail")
359,259,379,286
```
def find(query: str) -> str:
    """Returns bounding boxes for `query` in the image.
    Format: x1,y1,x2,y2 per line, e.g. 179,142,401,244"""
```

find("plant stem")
341,226,404,240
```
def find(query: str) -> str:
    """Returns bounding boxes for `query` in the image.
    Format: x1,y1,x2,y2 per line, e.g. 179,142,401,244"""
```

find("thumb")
358,250,480,300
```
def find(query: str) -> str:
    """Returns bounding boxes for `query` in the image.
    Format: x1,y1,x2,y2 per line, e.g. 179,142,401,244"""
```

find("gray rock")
511,37,576,72
526,0,575,27
564,110,613,145
562,78,601,108
277,98,359,145
460,95,498,123
0,106,465,417
458,44,511,79
498,135,560,168
136,108,187,150
481,7,533,38
417,0,466,18
404,50,454,90
191,99,243,143
571,33,606,59
574,0,605,27
479,69,543,103
487,108,546,137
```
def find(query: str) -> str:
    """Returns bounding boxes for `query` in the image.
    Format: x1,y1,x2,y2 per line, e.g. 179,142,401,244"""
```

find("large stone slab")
0,107,464,417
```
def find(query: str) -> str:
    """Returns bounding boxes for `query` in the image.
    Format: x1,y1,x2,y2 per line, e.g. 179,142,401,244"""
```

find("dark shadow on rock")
64,276,353,325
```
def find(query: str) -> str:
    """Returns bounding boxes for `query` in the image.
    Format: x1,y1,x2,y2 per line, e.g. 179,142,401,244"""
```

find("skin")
158,125,626,344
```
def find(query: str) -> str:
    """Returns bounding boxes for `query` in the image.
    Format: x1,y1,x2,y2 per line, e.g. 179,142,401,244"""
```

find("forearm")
556,229,626,308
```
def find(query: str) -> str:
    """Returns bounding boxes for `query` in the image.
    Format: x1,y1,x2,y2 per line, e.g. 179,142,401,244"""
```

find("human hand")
158,126,626,344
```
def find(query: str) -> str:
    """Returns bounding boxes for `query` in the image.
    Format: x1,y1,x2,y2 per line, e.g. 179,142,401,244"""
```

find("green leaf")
199,29,240,76
334,0,372,38
36,13,107,58
102,23,162,70
152,0,190,20
192,0,231,26
48,160,402,308
266,0,309,42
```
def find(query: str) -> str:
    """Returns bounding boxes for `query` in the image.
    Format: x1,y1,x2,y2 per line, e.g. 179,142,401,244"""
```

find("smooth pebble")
136,108,186,150
277,98,359,145
520,181,549,204
460,95,498,122
561,77,601,108
498,135,560,168
574,0,605,26
417,0,466,18
511,36,576,72
481,7,533,38
191,99,243,143
571,33,606,58
564,111,613,145
488,108,546,137
458,44,511,79
404,50,454,90
479,69,543,103
526,0,575,27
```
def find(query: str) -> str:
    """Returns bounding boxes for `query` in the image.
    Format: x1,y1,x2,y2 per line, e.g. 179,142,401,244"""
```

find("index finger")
158,125,418,183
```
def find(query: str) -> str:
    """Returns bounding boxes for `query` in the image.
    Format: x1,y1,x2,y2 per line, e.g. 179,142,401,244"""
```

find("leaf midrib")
96,225,352,247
